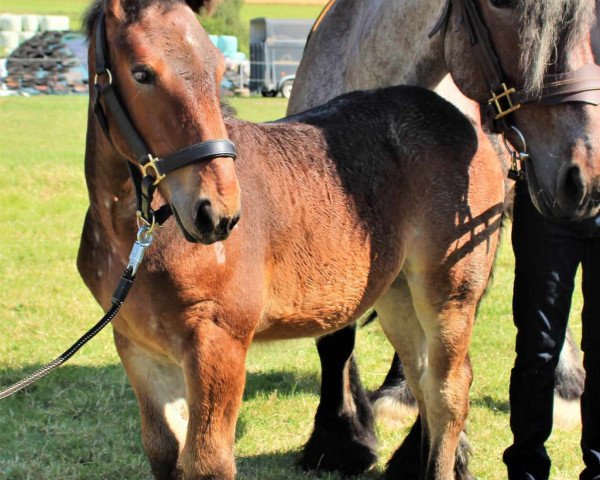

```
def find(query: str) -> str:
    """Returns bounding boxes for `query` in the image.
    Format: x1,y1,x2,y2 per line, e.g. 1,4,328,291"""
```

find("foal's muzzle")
193,199,240,243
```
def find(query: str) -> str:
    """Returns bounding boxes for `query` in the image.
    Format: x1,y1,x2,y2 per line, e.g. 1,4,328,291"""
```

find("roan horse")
79,0,504,478
288,0,600,476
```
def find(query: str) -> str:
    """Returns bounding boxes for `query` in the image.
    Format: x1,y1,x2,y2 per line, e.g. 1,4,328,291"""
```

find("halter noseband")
92,11,237,226
430,0,600,180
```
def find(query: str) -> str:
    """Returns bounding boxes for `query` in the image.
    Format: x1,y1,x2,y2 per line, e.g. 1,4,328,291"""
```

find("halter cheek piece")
92,11,237,226
430,0,600,180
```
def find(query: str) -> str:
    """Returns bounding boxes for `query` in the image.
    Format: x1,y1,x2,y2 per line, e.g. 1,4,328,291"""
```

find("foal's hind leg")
300,324,378,475
114,331,187,480
378,272,476,480
377,274,435,480
409,266,486,480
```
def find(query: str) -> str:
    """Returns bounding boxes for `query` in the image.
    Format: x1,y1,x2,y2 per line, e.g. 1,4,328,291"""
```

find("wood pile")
3,31,88,95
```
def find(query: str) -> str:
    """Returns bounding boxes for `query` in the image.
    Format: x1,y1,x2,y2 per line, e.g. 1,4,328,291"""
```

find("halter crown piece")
92,11,237,226
430,0,600,180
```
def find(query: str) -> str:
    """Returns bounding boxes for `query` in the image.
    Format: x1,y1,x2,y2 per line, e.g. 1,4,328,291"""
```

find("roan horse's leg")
300,324,378,475
114,331,187,480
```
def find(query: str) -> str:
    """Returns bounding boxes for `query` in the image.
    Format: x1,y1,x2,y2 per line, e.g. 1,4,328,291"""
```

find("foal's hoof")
299,412,378,476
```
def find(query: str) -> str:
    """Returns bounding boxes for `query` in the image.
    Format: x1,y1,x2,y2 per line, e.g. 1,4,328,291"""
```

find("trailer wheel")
280,79,293,99
261,90,277,97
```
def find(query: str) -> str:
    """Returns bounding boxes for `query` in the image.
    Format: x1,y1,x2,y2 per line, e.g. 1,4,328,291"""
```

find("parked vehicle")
249,18,313,98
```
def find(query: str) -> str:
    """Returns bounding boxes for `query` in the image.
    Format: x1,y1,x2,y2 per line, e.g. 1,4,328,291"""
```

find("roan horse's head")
441,0,600,220
86,0,240,244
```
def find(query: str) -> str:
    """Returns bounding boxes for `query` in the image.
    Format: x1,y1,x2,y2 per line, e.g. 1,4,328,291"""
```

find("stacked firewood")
4,31,88,95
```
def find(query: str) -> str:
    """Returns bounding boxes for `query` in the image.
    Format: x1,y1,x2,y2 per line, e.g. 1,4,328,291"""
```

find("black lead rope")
0,227,153,400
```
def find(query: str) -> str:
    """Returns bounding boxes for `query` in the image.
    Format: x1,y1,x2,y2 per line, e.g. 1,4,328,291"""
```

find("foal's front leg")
114,331,187,480
179,319,248,480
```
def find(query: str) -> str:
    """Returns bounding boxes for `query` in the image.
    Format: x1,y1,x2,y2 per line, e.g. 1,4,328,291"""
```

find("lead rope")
0,225,155,400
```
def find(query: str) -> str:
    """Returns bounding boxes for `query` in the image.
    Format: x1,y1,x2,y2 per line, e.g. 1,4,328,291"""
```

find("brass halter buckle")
140,154,166,186
502,125,528,181
489,83,521,120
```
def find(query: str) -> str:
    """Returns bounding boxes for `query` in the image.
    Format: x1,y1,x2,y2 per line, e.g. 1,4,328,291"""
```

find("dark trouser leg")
503,182,584,480
580,236,600,480
300,324,377,475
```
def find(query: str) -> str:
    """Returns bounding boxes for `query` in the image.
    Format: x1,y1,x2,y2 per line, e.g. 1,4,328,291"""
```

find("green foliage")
200,0,248,52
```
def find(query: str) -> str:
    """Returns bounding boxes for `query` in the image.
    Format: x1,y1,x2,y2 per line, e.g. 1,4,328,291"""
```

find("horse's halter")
92,11,237,227
431,0,600,180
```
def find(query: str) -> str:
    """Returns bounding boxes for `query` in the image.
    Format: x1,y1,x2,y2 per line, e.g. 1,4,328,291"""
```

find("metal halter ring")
502,125,528,157
136,225,155,245
94,68,113,86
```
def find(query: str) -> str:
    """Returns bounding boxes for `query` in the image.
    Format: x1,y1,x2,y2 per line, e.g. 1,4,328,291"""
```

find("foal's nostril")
217,217,230,235
194,199,217,234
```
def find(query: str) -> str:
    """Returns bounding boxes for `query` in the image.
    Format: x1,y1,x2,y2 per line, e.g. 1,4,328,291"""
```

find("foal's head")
86,0,240,244
443,0,600,219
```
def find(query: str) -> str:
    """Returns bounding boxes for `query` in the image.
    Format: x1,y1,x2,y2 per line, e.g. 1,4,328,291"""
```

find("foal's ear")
106,0,125,20
185,0,222,14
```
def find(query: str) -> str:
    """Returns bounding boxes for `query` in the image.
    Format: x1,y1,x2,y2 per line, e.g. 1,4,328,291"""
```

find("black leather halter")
92,11,237,225
430,0,600,179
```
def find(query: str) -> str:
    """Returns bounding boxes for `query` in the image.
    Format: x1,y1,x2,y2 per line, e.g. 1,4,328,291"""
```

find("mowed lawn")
0,93,585,479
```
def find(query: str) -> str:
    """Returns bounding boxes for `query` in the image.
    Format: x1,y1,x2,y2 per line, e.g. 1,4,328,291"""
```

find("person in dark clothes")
503,180,600,480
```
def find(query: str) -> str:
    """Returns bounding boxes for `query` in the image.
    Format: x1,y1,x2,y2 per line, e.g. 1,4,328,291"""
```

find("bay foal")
79,1,504,478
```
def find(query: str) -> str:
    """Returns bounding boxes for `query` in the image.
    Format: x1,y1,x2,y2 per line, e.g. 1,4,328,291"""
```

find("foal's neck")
84,109,138,236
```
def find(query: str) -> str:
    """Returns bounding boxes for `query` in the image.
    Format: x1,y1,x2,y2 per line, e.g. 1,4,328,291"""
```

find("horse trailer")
249,18,313,98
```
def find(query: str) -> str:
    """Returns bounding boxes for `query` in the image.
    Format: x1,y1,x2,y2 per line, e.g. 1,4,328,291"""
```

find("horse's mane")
83,0,214,40
520,0,596,93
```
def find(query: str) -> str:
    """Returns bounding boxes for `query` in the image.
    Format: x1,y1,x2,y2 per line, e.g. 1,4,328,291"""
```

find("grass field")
0,93,586,479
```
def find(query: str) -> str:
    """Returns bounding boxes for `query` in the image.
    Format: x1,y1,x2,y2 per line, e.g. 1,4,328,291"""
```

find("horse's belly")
256,244,400,340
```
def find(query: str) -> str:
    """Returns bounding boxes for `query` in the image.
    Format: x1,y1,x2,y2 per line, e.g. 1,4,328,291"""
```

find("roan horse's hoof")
299,410,378,475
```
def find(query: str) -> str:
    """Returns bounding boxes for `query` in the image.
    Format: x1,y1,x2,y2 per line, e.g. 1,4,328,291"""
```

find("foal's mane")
519,0,596,93
83,0,214,40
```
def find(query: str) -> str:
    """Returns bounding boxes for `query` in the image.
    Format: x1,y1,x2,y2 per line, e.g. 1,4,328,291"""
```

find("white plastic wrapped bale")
19,31,37,43
38,15,70,32
0,31,20,52
0,14,23,32
21,15,40,32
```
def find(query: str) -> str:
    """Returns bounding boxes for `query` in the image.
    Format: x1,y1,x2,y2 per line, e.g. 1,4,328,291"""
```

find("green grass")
0,95,585,479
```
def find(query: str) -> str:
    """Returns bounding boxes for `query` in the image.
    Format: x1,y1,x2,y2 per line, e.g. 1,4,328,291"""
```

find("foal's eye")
490,0,517,8
131,67,154,85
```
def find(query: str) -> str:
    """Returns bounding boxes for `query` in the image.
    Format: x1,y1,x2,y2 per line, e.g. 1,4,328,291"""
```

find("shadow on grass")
471,395,510,413
244,370,320,400
0,364,326,479
238,450,382,480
